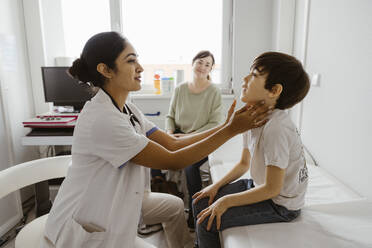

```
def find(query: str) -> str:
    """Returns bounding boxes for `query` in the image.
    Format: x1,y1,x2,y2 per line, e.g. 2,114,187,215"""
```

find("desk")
22,136,72,146
22,128,74,146
22,112,77,146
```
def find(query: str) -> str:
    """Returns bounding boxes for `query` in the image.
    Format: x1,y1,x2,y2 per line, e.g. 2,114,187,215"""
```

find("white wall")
233,0,372,199
23,0,65,114
272,0,296,54
232,0,275,104
293,0,372,199
22,0,49,114
40,0,66,66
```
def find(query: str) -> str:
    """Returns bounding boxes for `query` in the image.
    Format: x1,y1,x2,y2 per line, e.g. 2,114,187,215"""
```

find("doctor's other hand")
223,99,237,126
192,183,221,206
227,100,272,134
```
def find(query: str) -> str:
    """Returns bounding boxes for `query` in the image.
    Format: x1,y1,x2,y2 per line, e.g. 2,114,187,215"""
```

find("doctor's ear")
269,84,283,98
97,63,113,79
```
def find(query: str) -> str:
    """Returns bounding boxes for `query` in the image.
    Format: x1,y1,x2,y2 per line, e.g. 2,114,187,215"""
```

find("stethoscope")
101,88,140,127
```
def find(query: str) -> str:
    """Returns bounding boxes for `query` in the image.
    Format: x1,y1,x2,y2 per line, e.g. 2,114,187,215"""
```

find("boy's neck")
265,98,277,109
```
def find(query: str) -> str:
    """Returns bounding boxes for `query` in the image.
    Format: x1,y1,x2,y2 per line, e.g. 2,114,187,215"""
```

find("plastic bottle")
161,77,170,95
154,74,161,94
169,77,175,93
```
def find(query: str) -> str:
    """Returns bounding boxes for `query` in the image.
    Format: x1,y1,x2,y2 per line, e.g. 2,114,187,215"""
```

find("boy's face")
240,68,282,107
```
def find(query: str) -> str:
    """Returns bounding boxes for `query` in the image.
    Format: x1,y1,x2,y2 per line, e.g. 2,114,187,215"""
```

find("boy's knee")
196,219,217,233
192,197,209,216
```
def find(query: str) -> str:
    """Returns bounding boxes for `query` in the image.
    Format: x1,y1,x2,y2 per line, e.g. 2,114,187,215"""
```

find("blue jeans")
151,168,166,179
185,157,209,217
192,179,301,248
150,157,208,196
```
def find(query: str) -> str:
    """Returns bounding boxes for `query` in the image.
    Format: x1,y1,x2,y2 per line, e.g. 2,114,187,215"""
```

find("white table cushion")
222,200,372,248
208,136,371,248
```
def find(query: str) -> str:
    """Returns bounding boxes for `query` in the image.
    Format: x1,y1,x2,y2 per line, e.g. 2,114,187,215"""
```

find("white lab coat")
43,89,158,248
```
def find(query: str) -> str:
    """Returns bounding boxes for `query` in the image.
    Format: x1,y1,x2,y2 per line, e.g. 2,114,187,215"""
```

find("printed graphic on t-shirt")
299,164,308,183
295,128,308,184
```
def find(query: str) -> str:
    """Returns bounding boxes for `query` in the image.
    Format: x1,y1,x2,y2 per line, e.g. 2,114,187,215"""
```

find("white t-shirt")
243,109,308,210
44,89,158,248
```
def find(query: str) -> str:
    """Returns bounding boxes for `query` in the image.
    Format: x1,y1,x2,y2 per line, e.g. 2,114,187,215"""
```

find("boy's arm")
212,148,251,188
193,148,251,205
197,165,285,230
223,165,285,207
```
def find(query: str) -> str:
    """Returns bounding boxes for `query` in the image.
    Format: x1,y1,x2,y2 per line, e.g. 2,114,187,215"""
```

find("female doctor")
41,32,270,248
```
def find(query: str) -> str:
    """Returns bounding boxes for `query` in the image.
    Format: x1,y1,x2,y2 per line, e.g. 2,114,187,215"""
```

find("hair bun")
69,58,91,83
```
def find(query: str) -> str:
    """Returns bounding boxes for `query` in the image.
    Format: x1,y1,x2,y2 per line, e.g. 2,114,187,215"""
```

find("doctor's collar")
100,88,140,127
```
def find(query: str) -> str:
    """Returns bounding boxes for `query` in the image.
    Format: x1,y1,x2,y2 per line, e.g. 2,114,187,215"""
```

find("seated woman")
164,50,223,228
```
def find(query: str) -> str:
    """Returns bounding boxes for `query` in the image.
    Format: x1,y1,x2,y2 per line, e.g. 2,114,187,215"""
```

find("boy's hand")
196,196,230,231
227,101,272,135
192,184,220,206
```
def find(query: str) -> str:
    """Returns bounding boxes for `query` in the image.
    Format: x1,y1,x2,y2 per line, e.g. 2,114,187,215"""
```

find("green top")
165,83,223,134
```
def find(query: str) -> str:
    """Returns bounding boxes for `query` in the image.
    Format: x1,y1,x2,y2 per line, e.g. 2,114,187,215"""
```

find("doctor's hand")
192,183,221,206
223,99,237,125
196,196,230,231
227,100,272,135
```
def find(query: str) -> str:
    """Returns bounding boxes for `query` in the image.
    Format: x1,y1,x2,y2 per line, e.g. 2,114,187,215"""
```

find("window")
60,0,233,93
116,0,232,93
61,0,111,58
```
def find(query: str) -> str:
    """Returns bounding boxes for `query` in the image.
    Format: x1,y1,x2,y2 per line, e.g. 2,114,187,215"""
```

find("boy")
192,52,310,248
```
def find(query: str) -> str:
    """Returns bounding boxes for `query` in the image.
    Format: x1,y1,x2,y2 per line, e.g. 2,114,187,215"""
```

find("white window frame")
109,0,234,94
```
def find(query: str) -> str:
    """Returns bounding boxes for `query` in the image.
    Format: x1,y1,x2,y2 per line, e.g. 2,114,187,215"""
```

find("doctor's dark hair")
251,52,310,110
192,50,215,80
69,32,127,88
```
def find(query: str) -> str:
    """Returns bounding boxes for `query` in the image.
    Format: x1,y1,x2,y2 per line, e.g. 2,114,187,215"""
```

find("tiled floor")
1,205,36,248
2,229,195,248
2,239,14,248
1,208,195,248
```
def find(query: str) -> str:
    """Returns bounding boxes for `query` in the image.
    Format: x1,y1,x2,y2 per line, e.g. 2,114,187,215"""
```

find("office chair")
0,155,71,248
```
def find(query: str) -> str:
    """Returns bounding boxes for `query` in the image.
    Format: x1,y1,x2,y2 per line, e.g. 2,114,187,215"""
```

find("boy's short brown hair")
251,52,310,110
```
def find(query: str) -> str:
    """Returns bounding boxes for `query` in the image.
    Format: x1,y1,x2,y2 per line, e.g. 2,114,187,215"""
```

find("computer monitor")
41,66,92,111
